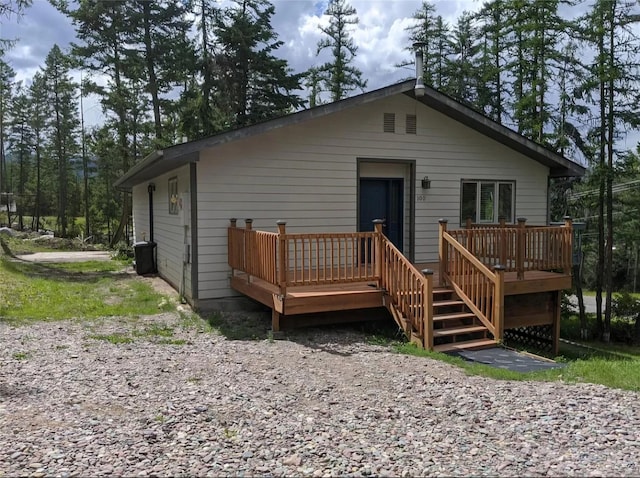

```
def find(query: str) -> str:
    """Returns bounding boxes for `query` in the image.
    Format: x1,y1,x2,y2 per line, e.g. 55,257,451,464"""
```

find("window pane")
498,183,513,221
461,182,477,223
480,183,495,222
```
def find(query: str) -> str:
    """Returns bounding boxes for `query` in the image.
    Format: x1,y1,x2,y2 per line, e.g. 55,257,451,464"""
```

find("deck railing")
228,219,279,284
280,230,378,287
450,217,573,279
228,219,382,288
440,220,503,338
228,218,433,348
377,221,432,349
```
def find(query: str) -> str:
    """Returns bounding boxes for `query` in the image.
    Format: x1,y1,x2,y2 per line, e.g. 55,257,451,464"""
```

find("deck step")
433,325,487,337
433,288,454,295
433,299,465,308
433,312,477,322
434,338,497,353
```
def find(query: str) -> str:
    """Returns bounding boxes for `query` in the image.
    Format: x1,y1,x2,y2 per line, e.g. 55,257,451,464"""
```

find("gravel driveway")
1,312,638,477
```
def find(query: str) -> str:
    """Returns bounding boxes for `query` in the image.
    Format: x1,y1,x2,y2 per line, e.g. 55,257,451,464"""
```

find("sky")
2,0,480,126
2,0,638,153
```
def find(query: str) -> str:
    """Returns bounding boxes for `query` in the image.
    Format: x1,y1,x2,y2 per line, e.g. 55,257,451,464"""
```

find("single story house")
115,77,585,317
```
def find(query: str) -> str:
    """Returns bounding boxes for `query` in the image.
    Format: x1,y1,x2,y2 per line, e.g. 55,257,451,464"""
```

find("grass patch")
0,234,91,254
156,338,188,345
390,340,640,391
87,324,188,346
135,324,175,338
361,318,640,391
12,351,29,360
90,333,134,345
0,257,174,323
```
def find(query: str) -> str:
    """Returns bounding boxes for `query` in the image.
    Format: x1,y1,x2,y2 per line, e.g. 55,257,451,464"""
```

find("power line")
568,179,640,200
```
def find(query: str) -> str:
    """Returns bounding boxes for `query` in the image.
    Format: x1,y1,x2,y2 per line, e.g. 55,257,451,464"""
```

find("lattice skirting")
503,325,553,353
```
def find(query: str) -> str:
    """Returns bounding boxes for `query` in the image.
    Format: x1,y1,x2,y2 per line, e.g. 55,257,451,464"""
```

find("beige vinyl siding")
132,165,193,300
196,94,549,300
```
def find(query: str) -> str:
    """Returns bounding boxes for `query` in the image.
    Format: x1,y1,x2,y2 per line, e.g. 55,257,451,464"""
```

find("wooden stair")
431,287,497,352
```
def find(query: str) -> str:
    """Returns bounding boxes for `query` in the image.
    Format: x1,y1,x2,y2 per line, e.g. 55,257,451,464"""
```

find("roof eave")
114,150,165,191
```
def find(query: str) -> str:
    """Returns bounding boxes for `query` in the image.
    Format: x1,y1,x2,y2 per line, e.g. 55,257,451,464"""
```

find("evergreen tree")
28,72,48,231
183,0,221,139
473,0,508,123
445,12,479,105
7,81,32,230
55,0,137,244
0,59,14,224
127,0,194,144
578,0,640,341
316,0,366,102
402,2,451,89
0,0,32,53
212,0,303,128
42,45,79,237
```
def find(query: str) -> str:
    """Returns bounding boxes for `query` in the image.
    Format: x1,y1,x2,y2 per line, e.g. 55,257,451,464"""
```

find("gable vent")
383,113,395,133
406,114,417,134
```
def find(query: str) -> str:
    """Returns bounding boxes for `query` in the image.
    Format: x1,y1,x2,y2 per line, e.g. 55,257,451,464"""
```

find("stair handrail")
439,220,504,339
376,222,433,349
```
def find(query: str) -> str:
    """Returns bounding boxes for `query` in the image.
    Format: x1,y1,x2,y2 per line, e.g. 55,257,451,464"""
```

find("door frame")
356,158,416,262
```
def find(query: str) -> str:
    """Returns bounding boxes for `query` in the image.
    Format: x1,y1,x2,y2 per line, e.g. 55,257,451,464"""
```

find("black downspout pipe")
147,183,155,243
147,183,157,273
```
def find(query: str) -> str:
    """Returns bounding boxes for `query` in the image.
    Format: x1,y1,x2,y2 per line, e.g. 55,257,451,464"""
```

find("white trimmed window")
461,180,515,223
169,177,179,215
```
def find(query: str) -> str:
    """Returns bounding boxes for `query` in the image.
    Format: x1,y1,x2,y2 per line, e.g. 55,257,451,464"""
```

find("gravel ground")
1,312,639,477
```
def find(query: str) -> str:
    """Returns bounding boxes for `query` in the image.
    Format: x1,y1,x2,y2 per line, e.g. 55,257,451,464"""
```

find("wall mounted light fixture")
421,176,431,189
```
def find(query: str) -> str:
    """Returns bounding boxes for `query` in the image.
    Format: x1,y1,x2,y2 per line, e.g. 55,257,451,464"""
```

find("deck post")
422,269,434,350
229,218,238,276
465,217,472,229
438,219,448,286
373,219,384,285
563,216,573,273
245,219,253,283
516,217,527,280
499,216,507,267
277,220,287,297
493,265,505,343
552,290,561,356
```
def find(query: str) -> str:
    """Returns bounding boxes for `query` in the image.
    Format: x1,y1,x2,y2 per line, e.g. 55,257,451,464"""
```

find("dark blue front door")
359,178,404,252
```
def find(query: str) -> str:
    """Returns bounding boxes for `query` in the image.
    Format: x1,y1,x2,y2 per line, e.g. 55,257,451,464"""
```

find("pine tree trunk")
142,1,162,140
595,3,606,340
604,0,616,343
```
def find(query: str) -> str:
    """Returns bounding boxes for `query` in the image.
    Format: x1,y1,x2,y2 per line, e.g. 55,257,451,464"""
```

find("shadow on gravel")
202,308,401,356
0,383,44,398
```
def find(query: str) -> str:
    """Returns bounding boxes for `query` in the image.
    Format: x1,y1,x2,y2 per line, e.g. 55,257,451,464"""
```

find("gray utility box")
133,241,157,275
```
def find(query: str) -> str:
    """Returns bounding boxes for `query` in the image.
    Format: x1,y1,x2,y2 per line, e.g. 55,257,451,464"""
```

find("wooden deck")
228,219,573,353
414,263,571,296
232,264,570,314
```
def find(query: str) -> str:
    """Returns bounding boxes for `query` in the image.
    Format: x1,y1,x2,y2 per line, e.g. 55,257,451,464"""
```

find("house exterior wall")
195,94,550,302
132,164,193,300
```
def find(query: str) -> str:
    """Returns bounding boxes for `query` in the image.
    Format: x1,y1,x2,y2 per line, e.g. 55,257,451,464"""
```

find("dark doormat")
449,347,566,373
